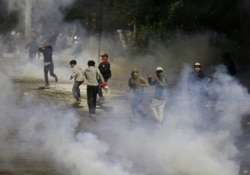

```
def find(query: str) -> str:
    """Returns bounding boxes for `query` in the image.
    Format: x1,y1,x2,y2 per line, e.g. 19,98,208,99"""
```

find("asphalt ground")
1,54,250,175
5,76,250,175
0,77,132,175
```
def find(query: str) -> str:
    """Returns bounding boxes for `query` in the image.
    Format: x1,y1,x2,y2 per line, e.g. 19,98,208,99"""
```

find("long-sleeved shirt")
83,66,104,86
38,46,53,64
128,75,147,96
148,76,167,100
71,65,85,82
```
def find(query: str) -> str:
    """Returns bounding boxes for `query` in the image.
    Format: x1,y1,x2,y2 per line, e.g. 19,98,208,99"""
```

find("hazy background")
0,0,249,175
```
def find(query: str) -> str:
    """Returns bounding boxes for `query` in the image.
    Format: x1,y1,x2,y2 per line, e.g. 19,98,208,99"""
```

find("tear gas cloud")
0,0,250,175
1,1,219,84
101,64,250,175
1,61,250,175
0,72,135,175
7,0,73,25
2,0,117,82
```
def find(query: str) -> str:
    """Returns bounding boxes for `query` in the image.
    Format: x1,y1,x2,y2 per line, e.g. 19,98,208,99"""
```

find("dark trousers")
72,81,83,100
44,62,56,86
87,85,99,114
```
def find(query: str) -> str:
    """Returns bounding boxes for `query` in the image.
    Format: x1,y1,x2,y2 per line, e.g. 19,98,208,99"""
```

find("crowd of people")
69,54,109,117
20,25,238,128
24,26,83,61
0,23,239,130
29,35,110,118
66,50,169,127
1,24,131,62
126,55,237,128
0,25,88,60
36,38,237,128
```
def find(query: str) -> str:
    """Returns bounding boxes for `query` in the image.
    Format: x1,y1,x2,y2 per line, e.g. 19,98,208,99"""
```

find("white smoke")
7,0,74,23
0,71,138,175
2,0,97,82
96,64,249,175
0,35,249,175
0,1,249,175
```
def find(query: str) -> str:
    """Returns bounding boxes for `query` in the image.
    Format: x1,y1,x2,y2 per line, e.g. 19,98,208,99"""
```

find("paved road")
0,76,132,175
5,76,250,175
0,52,249,175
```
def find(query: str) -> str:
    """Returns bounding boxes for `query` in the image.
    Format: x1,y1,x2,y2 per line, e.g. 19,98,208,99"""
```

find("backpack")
98,62,111,80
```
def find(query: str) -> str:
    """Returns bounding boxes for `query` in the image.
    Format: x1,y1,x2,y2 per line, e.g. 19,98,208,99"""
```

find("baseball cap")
131,67,139,73
156,67,164,71
194,62,201,66
101,53,108,57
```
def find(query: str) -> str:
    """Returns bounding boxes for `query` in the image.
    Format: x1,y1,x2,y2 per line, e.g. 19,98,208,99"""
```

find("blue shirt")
148,75,167,100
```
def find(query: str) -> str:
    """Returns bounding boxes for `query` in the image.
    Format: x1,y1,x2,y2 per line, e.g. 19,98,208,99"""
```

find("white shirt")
83,66,104,86
71,65,85,81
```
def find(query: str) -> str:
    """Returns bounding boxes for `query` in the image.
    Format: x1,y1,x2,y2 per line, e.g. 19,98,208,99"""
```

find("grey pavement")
1,76,132,175
5,74,250,175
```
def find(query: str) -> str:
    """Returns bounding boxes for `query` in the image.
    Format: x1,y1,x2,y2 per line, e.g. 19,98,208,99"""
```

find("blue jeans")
97,79,104,99
97,84,104,98
131,93,144,117
44,62,56,86
72,81,83,100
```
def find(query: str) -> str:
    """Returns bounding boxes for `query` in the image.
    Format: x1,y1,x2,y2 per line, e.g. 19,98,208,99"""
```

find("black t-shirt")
98,62,111,81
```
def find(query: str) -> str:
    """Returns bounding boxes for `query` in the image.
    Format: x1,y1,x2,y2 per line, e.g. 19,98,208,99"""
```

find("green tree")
111,0,244,52
66,0,249,56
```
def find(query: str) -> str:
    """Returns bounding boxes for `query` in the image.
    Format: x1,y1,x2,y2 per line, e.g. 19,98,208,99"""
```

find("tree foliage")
110,0,244,49
65,0,249,54
0,0,19,33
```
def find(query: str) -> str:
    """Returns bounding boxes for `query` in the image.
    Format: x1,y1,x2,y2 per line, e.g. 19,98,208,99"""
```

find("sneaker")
44,85,50,89
97,98,105,105
54,75,58,82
